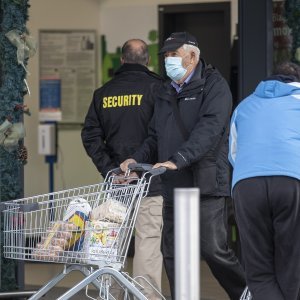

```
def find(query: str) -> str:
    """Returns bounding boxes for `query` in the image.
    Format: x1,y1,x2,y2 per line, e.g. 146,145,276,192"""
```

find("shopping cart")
0,163,165,300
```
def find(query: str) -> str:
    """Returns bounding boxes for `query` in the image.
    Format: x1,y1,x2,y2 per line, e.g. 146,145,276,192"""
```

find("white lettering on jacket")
183,97,196,101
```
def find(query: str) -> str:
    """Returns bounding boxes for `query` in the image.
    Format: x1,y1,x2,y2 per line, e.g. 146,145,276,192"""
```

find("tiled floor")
24,260,229,300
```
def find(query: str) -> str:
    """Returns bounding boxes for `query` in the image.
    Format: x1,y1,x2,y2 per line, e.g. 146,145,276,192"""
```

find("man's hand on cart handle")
153,161,177,170
117,159,139,184
121,159,177,172
120,158,137,172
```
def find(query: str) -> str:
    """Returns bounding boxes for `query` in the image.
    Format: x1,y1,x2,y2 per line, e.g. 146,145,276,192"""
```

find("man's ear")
146,56,151,66
120,57,125,64
190,52,196,64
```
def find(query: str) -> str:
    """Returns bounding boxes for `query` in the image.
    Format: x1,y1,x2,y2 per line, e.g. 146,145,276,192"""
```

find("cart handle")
109,163,166,177
128,163,166,176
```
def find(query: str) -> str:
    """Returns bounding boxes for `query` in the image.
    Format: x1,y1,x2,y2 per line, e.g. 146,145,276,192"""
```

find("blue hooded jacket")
229,80,300,188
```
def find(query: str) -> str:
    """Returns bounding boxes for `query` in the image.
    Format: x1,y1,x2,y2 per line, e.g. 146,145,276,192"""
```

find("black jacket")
81,63,163,196
132,59,232,196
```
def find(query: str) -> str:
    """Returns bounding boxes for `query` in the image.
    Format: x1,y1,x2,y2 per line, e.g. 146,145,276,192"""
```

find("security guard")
81,39,164,300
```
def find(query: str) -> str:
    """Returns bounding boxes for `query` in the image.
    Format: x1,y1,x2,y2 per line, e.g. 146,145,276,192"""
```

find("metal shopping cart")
1,163,165,300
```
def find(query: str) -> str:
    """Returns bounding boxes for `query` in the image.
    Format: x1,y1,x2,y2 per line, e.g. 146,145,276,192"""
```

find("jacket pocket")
192,157,217,196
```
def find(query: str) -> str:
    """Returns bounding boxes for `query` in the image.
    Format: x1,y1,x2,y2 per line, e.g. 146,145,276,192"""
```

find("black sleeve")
170,75,232,169
131,113,158,164
81,91,117,176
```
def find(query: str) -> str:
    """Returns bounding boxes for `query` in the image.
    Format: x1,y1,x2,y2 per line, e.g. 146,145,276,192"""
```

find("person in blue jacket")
229,61,300,300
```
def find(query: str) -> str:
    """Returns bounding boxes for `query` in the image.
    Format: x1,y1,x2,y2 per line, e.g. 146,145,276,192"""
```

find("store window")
273,0,300,66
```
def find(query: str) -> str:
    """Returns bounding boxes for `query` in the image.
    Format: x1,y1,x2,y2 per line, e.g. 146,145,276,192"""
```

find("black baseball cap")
159,32,198,54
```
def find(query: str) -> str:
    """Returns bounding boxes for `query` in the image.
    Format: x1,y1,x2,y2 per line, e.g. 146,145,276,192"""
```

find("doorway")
158,2,231,82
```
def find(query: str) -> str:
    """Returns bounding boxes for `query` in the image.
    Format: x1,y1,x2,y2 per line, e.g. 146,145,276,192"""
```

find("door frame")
158,2,231,76
238,0,273,99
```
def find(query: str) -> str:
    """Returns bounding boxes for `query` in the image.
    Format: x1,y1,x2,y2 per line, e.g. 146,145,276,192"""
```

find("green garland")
0,0,29,292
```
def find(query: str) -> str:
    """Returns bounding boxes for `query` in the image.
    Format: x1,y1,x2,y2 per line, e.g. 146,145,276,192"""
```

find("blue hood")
254,80,300,98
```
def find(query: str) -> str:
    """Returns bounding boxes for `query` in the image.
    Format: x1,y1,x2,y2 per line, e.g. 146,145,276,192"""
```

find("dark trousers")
233,176,300,300
161,170,245,300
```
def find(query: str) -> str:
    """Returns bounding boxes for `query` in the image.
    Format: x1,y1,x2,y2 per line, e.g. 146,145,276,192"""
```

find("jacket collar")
189,58,207,83
114,63,150,75
115,63,163,81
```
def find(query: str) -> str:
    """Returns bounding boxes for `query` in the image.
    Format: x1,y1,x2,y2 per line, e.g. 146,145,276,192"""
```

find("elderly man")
121,32,245,299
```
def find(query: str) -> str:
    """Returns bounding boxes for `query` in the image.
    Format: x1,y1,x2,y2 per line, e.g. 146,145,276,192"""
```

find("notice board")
39,30,97,124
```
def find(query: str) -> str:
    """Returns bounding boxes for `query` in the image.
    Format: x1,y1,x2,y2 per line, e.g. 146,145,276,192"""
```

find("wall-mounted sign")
39,76,62,122
39,30,97,123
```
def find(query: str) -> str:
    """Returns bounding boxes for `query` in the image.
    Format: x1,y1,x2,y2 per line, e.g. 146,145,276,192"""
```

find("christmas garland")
0,0,30,291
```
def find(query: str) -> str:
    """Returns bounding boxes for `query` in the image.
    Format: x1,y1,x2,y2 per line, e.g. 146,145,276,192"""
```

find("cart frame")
1,164,165,300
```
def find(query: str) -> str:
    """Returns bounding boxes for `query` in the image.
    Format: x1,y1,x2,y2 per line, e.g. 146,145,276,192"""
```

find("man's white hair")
182,44,200,63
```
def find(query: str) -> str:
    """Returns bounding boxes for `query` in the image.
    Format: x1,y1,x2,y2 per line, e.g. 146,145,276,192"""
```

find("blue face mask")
165,57,187,82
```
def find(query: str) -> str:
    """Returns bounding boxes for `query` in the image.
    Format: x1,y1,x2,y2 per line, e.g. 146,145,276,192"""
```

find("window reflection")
273,0,300,65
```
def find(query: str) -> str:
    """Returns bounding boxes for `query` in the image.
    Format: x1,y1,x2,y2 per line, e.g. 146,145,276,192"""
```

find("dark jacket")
132,59,232,196
81,63,163,196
